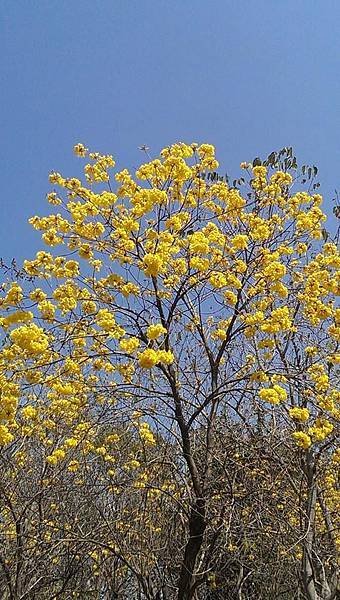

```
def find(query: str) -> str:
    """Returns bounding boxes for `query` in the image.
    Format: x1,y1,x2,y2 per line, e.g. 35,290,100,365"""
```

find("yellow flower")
292,431,312,449
73,142,88,157
42,228,63,247
68,460,80,472
305,346,318,355
38,300,56,320
245,311,265,326
197,143,216,157
189,232,210,255
296,242,308,255
138,349,159,369
190,257,210,272
139,422,156,447
212,328,227,340
2,311,33,327
252,165,267,178
142,253,165,277
82,300,97,314
0,425,14,446
10,324,49,355
22,406,38,420
147,324,167,340
157,350,174,365
262,261,286,281
260,307,292,334
259,385,287,405
223,291,237,305
289,407,310,422
270,171,292,186
4,283,23,306
138,348,174,368
78,244,93,259
209,272,227,289
308,418,334,442
96,309,116,332
64,437,78,448
47,192,62,205
29,288,47,302
332,449,340,463
46,449,66,465
231,234,248,250
119,337,140,353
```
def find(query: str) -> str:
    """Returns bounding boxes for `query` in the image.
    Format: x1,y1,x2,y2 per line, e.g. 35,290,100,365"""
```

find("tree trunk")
177,498,206,600
302,453,319,600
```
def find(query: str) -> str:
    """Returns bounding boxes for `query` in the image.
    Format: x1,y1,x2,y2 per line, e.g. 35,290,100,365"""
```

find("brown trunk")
302,453,319,600
177,498,206,600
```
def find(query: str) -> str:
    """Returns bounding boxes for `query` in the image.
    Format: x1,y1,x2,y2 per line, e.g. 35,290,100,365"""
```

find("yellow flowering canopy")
0,142,338,455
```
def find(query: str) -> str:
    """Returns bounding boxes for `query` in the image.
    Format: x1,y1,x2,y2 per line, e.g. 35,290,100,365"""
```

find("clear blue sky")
1,0,339,262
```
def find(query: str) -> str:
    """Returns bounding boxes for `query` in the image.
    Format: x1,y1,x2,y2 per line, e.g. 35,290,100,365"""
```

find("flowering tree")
0,142,338,599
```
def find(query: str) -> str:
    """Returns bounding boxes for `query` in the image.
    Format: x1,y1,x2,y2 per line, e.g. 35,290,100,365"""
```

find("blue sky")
1,0,339,262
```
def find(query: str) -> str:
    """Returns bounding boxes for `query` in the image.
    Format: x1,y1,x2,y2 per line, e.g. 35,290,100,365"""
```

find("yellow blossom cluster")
289,407,310,422
138,349,174,369
10,324,49,356
119,336,140,354
138,422,156,447
259,385,287,405
292,431,312,450
308,418,334,442
147,324,167,340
